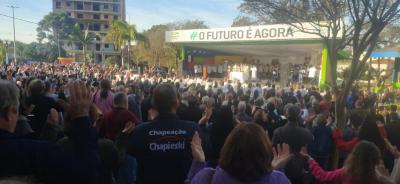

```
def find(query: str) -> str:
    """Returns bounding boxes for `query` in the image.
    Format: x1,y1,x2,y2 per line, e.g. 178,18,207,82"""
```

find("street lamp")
5,41,9,64
100,47,104,64
120,45,125,67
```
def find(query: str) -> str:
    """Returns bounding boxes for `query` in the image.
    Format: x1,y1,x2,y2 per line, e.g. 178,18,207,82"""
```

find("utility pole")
8,5,19,64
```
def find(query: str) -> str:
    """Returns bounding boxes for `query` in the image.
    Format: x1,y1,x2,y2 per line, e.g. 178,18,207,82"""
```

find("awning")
370,50,400,58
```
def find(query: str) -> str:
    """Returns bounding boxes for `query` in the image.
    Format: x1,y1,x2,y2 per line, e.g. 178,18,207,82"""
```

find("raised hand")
272,143,292,169
122,121,135,134
191,132,205,162
59,82,92,120
300,146,311,158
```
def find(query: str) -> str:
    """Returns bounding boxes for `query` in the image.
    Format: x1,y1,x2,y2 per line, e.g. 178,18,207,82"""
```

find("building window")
104,15,109,19
96,44,101,51
93,14,100,20
67,12,71,17
55,1,61,9
77,13,83,19
66,2,71,6
93,3,100,11
113,5,119,12
113,15,118,20
104,4,109,9
93,24,100,31
76,2,83,10
95,35,101,41
79,23,84,29
104,24,109,29
104,44,109,48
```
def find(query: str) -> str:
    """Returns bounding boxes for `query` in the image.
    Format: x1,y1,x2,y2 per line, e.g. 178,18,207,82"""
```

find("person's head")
113,92,128,109
315,114,327,126
0,80,20,133
344,141,382,184
100,79,111,99
238,101,246,114
358,115,385,152
349,113,364,130
44,81,53,93
210,106,235,155
219,123,273,182
207,97,215,108
286,105,300,122
266,102,275,113
151,84,179,114
253,109,265,127
28,79,44,96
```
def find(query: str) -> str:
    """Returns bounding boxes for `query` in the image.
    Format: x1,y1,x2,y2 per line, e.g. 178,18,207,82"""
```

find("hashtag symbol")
190,32,198,40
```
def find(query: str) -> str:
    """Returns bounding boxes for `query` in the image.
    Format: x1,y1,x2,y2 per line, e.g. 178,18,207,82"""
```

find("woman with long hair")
304,141,394,184
93,79,114,114
187,123,291,183
207,106,235,168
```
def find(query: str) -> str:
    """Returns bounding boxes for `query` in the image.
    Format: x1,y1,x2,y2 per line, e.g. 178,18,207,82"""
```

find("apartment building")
53,0,126,63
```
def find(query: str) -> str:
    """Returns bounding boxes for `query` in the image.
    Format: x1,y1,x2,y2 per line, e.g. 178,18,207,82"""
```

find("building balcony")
66,8,121,15
67,0,121,5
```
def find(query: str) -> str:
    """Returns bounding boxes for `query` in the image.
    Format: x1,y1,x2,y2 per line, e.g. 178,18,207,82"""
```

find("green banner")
320,47,328,88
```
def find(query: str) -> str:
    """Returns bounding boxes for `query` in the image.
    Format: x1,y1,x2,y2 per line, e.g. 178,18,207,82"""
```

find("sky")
0,0,242,43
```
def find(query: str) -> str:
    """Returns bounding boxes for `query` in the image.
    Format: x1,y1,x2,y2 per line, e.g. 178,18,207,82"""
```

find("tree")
19,42,65,62
231,16,258,27
0,41,6,64
104,56,120,67
167,20,209,30
145,25,173,67
131,20,209,70
37,12,75,57
104,20,146,66
241,0,400,128
70,23,96,64
377,25,400,48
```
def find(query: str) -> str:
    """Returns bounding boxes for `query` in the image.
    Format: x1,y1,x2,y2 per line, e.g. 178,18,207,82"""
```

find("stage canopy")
165,23,339,87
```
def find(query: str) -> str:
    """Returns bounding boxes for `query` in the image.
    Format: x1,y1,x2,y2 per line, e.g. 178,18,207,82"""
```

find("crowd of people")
0,62,400,184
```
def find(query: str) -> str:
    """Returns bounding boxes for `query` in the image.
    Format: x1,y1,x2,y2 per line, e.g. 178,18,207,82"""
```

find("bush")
105,56,120,67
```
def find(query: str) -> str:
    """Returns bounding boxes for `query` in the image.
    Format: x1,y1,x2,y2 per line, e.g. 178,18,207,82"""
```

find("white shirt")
309,67,317,78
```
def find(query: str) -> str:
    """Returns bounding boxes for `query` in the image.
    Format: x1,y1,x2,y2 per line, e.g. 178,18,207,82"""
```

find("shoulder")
273,126,284,135
178,120,198,128
133,121,151,130
268,170,291,183
191,168,216,184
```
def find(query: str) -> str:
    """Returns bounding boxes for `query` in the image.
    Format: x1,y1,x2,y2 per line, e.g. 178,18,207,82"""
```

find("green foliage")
0,40,6,64
377,25,400,48
104,56,120,67
37,12,75,43
132,20,209,68
104,20,143,49
104,20,147,66
70,23,96,63
20,42,65,62
167,20,209,30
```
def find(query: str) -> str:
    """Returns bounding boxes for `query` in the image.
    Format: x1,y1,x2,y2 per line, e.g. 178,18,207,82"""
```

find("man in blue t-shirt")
128,84,198,184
